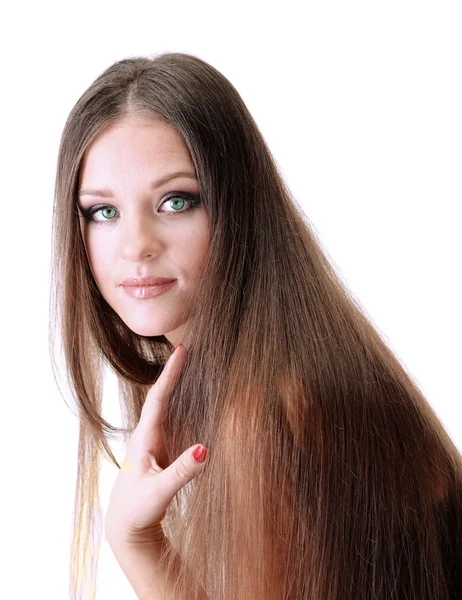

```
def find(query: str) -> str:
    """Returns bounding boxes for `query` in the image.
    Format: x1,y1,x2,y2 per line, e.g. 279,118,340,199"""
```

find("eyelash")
79,192,201,224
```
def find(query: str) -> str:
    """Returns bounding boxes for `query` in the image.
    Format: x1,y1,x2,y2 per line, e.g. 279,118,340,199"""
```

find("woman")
50,52,462,599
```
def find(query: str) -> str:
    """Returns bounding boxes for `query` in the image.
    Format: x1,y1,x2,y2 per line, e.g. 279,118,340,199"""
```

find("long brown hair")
49,52,462,599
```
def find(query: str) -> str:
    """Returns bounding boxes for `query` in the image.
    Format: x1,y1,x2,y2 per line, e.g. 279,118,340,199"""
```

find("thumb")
155,444,208,507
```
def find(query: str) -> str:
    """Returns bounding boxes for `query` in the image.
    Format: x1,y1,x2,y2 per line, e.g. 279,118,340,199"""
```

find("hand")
104,344,208,549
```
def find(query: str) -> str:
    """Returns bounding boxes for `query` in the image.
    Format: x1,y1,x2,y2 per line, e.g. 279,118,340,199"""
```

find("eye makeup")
78,191,202,224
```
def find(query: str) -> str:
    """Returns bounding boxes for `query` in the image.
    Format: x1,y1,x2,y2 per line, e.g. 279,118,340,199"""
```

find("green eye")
101,207,117,219
81,205,118,222
80,192,201,224
164,197,186,211
160,193,201,214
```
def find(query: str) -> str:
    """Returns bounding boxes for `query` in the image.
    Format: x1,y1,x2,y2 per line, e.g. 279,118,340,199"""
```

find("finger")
154,444,208,509
139,344,187,434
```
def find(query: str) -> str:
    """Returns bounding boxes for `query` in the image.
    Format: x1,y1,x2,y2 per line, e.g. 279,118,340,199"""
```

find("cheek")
185,229,211,276
175,214,210,269
89,244,111,279
81,229,109,281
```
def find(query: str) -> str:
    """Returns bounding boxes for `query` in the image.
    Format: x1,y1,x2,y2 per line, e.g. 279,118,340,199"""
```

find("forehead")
79,116,194,183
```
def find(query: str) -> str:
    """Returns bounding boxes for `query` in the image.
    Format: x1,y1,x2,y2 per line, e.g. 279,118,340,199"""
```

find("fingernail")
192,445,208,463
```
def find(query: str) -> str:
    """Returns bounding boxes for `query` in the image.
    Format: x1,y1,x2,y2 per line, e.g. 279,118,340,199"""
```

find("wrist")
106,522,167,552
108,536,171,599
108,532,168,562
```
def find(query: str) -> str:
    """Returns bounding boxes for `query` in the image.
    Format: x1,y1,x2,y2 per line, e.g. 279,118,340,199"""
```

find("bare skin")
77,115,211,348
105,343,208,598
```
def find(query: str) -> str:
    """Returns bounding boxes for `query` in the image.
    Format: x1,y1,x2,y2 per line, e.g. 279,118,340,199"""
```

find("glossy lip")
120,277,177,286
121,279,177,299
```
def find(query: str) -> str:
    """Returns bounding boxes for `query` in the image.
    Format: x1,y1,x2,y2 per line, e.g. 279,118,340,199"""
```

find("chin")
114,306,188,341
135,327,166,338
120,318,166,337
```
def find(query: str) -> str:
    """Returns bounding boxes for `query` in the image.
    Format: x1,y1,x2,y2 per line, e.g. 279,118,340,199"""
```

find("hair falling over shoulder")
49,52,462,599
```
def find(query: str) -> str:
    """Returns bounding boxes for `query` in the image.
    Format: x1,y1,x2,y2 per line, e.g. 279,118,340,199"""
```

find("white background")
1,1,461,598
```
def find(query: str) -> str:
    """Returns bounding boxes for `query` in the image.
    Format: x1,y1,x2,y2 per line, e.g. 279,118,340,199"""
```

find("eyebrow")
78,170,197,198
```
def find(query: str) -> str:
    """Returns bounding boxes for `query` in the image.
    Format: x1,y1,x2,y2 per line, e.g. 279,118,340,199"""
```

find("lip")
121,279,177,299
120,277,177,286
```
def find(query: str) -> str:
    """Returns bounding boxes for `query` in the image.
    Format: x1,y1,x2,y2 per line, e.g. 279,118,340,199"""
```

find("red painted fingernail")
192,445,208,463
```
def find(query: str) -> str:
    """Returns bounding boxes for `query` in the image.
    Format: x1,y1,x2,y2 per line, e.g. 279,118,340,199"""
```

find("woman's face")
77,114,211,347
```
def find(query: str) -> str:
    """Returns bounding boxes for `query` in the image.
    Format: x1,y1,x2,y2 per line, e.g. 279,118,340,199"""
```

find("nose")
120,213,162,262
